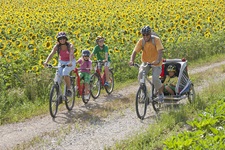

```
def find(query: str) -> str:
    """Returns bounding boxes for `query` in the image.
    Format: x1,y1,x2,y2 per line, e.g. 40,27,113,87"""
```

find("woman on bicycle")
77,50,92,100
90,36,111,86
44,31,76,97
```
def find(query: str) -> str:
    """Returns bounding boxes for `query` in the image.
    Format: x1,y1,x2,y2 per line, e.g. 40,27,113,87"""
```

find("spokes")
90,74,101,99
136,86,147,120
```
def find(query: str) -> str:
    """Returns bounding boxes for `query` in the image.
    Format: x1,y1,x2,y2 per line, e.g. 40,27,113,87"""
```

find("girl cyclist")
77,50,92,100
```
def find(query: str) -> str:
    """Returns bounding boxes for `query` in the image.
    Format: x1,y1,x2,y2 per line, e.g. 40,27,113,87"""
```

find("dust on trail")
1,61,225,150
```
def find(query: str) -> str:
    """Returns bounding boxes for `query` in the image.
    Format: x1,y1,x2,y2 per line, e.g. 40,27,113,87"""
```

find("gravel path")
1,60,225,150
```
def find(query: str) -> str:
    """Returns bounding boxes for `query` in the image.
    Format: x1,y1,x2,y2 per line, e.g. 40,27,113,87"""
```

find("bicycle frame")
135,63,155,102
94,61,106,87
73,68,85,96
53,67,67,100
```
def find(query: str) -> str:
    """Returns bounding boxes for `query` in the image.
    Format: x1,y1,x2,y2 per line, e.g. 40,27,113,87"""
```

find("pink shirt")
59,49,74,61
77,58,92,73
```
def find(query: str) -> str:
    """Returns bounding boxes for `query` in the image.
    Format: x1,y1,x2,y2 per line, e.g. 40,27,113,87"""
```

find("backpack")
142,32,159,50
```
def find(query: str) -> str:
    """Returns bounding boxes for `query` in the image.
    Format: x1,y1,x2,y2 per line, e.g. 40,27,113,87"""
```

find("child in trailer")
160,64,178,95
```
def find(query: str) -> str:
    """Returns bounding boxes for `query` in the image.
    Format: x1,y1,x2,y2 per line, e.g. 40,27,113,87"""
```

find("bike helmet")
140,26,152,34
96,36,105,43
57,32,68,41
167,65,176,72
82,50,90,57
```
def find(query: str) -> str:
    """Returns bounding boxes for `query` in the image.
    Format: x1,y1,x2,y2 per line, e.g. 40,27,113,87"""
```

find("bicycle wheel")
136,85,148,120
152,87,161,112
82,83,90,104
65,77,75,110
49,84,59,118
105,69,114,94
188,84,195,103
90,73,101,99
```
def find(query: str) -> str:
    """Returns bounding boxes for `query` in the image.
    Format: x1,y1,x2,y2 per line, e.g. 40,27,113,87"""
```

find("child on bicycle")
77,50,92,100
44,31,76,97
160,64,178,95
90,36,111,86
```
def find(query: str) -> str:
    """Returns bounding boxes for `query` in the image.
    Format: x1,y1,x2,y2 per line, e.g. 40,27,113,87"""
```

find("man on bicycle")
90,36,111,86
44,32,76,97
129,26,164,102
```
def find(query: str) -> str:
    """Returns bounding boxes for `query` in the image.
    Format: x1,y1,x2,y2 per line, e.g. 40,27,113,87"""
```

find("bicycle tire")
82,83,90,104
49,84,59,118
90,73,101,99
135,85,148,120
65,77,75,110
188,84,195,103
105,69,114,94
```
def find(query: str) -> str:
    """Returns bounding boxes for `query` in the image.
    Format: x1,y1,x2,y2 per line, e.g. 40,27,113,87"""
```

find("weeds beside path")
1,60,225,149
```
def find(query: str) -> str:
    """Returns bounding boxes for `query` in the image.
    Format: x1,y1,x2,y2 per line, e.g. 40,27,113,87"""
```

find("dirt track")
1,60,225,150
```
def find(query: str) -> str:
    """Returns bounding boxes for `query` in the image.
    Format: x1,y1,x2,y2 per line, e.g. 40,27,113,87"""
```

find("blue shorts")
58,59,76,76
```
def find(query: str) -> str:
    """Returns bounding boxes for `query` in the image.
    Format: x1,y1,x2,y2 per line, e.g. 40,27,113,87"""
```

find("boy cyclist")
77,50,92,100
90,36,111,86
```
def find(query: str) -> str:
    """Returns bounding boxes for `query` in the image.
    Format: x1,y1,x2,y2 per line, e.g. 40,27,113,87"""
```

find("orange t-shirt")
134,37,164,66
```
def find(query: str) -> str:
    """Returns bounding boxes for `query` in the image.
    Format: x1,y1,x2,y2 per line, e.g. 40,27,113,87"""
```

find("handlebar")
46,64,68,69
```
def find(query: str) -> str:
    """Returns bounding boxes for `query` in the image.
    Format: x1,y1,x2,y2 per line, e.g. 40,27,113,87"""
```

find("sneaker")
66,89,72,97
158,93,164,103
104,82,109,86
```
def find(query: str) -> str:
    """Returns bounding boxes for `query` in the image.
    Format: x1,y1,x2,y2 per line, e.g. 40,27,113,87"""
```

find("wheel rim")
90,74,100,99
105,70,114,94
65,81,75,110
49,85,58,118
136,87,147,119
188,85,195,103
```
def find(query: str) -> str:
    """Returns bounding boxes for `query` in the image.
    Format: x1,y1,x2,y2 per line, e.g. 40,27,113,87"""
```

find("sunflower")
0,40,6,50
31,66,39,72
196,25,202,31
44,41,52,50
52,58,57,66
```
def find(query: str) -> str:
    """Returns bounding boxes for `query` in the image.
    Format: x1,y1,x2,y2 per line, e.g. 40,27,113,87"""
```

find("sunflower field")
0,0,224,89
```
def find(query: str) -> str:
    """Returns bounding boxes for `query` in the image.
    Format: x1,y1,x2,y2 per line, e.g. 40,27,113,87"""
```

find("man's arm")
129,50,137,65
151,49,163,65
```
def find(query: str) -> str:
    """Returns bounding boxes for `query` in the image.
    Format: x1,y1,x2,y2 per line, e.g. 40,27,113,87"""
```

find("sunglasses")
58,37,66,40
142,34,150,36
98,40,104,43
83,56,89,57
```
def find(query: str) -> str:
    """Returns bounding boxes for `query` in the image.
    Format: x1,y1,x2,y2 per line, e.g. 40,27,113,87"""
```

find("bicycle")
90,60,114,99
73,67,91,104
47,64,75,118
134,63,161,120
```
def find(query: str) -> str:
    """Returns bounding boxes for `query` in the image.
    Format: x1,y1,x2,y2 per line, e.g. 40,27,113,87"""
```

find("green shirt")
92,45,111,62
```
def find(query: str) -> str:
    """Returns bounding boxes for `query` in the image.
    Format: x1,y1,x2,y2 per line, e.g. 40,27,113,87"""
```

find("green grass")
109,77,225,150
